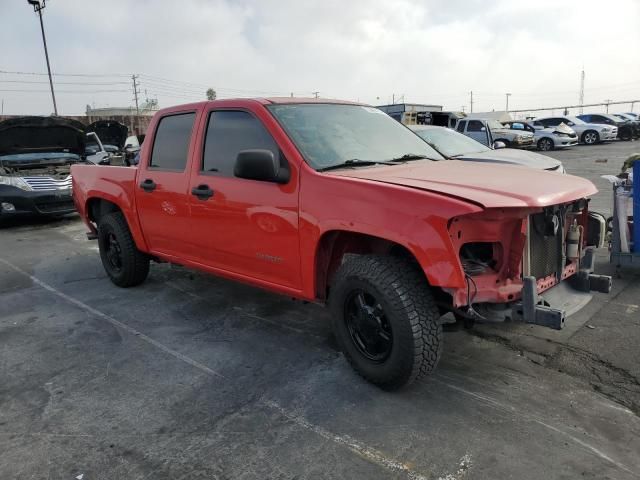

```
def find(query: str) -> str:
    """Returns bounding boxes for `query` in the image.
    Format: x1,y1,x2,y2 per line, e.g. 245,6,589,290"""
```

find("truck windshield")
486,120,504,130
267,103,444,170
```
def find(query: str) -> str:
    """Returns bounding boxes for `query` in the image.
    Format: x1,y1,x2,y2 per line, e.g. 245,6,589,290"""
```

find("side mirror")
480,127,486,131
493,141,506,149
234,149,289,184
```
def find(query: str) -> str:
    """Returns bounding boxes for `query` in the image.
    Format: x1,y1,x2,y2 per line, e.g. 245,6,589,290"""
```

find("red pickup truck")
72,98,611,390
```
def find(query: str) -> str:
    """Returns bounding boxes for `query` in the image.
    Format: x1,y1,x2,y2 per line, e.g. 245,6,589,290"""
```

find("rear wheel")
98,212,150,287
330,255,443,390
582,130,599,145
537,137,554,151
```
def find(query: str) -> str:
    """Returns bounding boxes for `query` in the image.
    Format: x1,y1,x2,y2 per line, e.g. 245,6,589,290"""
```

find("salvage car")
409,125,565,172
455,118,535,149
532,116,617,144
0,116,91,217
502,121,578,151
72,99,612,390
85,120,128,160
577,113,634,141
611,113,640,138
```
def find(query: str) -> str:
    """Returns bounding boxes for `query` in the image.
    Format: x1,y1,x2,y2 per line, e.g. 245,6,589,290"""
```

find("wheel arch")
313,229,453,302
86,196,149,252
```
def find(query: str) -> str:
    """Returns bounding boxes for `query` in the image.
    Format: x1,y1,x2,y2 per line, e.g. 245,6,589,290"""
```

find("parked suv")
455,118,534,149
532,116,617,145
502,121,578,151
577,113,634,141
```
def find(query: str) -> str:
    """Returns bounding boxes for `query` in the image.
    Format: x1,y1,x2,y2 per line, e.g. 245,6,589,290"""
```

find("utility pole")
132,75,140,114
470,91,474,113
27,0,57,115
604,99,612,113
505,93,511,112
578,68,585,114
631,101,635,113
312,91,319,99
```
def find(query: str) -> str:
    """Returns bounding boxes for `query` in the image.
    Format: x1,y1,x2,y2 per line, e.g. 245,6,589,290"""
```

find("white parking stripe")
0,257,438,480
0,257,227,380
433,375,637,477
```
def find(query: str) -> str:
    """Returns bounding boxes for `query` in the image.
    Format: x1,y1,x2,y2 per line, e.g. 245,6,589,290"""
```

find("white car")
532,116,617,145
502,121,578,151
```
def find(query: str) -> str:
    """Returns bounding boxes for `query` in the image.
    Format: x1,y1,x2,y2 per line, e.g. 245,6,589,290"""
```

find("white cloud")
1,0,639,115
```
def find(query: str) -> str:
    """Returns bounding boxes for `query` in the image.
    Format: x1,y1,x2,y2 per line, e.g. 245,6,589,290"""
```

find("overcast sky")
2,0,639,116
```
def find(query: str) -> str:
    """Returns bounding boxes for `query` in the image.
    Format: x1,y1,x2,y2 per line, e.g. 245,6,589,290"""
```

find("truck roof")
152,97,364,117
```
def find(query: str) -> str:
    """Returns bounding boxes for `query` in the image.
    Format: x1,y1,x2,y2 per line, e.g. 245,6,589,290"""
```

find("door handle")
140,179,156,192
191,184,214,200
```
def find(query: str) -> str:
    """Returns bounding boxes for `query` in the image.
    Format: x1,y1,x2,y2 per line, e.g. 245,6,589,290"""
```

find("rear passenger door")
187,108,302,290
135,110,199,257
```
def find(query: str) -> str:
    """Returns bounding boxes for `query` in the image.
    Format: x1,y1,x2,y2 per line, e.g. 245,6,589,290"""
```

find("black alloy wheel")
344,290,393,362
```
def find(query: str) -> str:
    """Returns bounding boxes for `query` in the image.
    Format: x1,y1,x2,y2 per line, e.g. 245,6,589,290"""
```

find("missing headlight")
460,242,501,276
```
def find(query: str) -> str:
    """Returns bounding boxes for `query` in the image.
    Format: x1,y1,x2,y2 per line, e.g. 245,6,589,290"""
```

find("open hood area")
86,120,128,149
330,160,597,209
0,116,86,157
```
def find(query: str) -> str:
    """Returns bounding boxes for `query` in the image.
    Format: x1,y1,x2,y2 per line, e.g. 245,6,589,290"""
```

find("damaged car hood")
86,120,128,150
0,116,86,157
453,148,561,170
329,160,596,208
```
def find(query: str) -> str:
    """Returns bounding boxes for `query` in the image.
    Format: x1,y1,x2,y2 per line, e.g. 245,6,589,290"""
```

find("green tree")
206,88,217,101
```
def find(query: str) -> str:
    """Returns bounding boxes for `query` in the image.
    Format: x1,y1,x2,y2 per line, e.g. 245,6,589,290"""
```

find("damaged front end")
445,201,612,329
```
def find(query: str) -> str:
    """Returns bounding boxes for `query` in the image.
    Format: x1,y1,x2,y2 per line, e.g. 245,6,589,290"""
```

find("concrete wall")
0,114,153,136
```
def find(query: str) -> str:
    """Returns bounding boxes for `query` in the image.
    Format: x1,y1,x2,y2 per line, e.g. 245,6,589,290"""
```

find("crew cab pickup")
72,98,611,390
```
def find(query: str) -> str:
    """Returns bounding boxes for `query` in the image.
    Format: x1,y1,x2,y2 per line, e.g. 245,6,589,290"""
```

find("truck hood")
0,116,86,157
330,160,596,208
86,120,128,149
454,148,561,170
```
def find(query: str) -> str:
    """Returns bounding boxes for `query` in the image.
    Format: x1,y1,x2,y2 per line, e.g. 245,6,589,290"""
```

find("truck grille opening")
529,212,562,279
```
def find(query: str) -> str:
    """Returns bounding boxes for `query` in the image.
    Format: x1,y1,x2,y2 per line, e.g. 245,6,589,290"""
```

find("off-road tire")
330,255,443,390
98,212,150,287
582,130,599,145
537,137,554,151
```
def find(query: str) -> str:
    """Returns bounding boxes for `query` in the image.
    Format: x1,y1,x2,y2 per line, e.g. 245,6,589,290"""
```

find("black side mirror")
234,149,289,183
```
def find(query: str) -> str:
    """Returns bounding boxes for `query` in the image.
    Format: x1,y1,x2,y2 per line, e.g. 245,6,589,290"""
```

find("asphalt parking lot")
1,141,639,480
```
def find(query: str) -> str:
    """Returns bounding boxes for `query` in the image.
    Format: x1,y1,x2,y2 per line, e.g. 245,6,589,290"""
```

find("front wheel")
330,255,443,390
98,212,150,287
582,130,600,145
537,137,554,151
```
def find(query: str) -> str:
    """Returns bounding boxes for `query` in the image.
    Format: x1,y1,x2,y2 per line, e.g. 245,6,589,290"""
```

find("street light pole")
28,0,57,115
505,93,511,112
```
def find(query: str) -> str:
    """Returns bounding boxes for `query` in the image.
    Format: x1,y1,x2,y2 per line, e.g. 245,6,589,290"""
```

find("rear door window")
150,113,196,170
456,120,466,132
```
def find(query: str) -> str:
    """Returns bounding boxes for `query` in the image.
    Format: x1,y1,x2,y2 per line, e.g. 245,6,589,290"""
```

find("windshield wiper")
389,153,431,161
317,159,400,172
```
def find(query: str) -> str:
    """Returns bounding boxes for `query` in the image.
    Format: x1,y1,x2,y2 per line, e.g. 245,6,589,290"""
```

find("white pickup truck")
454,117,534,149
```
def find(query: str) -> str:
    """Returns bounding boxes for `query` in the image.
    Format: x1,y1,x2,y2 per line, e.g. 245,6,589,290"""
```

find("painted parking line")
0,257,439,480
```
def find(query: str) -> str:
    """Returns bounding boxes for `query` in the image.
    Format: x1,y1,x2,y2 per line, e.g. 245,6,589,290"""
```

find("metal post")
470,91,473,113
35,5,57,115
505,93,511,112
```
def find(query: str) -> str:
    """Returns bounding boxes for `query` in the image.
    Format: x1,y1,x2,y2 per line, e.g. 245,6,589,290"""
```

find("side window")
202,111,280,176
467,120,484,132
456,120,466,132
542,118,560,127
511,122,524,130
150,112,195,170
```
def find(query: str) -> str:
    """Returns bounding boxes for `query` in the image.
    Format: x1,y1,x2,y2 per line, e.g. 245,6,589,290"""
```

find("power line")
0,89,130,93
